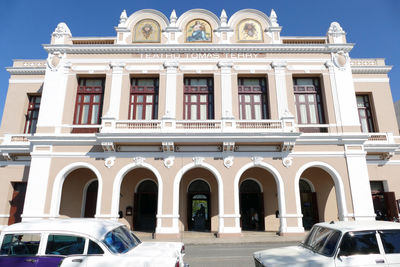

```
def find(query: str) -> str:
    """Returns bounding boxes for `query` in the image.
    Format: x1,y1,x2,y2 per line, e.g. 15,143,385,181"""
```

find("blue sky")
0,0,399,124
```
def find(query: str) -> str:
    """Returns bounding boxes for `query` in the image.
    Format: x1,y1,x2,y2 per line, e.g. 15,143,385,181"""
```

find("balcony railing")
366,133,394,144
101,119,291,133
1,134,31,145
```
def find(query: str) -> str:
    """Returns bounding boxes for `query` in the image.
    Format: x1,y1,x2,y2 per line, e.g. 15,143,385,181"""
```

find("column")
218,61,234,119
21,155,52,220
104,62,126,119
325,57,360,131
345,146,375,220
271,61,289,119
36,58,71,134
163,61,178,119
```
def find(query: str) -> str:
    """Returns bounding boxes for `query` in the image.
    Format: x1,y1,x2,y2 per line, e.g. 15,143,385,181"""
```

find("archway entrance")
298,167,340,228
134,180,158,231
187,180,210,231
119,168,158,231
299,179,318,230
238,168,280,232
83,180,98,218
59,168,98,218
240,180,264,231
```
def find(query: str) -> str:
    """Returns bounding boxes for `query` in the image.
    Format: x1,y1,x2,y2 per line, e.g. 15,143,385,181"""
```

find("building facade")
0,9,399,238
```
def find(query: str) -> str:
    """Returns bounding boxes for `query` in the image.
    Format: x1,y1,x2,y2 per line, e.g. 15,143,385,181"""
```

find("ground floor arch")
296,163,346,229
238,167,280,232
178,167,219,232
118,168,158,232
59,168,99,218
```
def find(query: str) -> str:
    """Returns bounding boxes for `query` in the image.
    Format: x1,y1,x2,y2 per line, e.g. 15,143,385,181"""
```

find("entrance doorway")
240,180,264,231
134,180,158,231
300,179,319,230
8,182,27,225
371,181,399,221
187,180,210,231
83,180,98,218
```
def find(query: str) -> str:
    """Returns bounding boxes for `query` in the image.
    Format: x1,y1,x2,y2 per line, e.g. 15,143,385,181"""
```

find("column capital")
217,61,233,69
163,61,179,69
271,61,287,69
324,60,334,69
110,62,126,70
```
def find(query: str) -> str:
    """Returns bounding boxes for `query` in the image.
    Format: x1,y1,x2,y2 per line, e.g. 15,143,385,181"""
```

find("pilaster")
163,61,179,119
218,61,234,119
104,62,126,120
271,61,289,119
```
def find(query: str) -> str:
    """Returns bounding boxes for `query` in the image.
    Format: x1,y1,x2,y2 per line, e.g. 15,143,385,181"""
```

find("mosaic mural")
186,19,212,42
133,19,161,43
237,19,263,42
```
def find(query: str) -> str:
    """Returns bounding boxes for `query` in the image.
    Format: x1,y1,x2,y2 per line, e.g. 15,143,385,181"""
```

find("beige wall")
0,165,29,225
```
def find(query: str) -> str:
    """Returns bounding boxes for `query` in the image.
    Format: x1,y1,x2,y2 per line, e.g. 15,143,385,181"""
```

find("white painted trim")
284,226,305,233
294,161,348,228
9,79,44,84
50,162,103,218
112,163,163,225
353,78,389,83
156,214,179,218
233,161,287,233
80,179,98,218
0,214,10,218
173,162,224,234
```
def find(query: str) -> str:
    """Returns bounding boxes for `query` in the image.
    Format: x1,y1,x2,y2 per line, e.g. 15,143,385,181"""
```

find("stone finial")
220,9,228,26
52,22,72,38
119,9,128,24
327,22,345,36
170,9,177,26
270,9,279,27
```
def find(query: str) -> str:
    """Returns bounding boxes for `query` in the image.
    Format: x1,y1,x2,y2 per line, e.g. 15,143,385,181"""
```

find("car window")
103,226,138,254
379,230,400,254
0,234,41,256
301,226,341,257
45,235,85,256
88,240,104,255
339,231,380,256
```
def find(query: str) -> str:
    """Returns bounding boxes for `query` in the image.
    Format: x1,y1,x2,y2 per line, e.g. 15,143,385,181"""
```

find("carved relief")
251,156,263,165
224,156,234,168
193,157,205,166
333,51,348,70
104,157,115,168
282,157,293,168
133,157,145,166
163,156,175,168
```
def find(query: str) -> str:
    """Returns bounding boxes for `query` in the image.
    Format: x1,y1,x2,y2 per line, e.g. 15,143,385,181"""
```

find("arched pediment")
125,9,169,31
176,9,220,30
228,9,272,30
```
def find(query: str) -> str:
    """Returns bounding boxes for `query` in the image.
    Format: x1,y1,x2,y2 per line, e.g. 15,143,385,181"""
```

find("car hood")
253,245,330,266
127,241,182,258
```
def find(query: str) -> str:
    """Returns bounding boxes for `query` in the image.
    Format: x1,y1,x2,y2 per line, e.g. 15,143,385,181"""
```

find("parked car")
254,220,400,266
0,218,188,267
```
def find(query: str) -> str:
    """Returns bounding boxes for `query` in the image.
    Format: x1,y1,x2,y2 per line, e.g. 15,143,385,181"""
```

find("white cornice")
43,43,354,54
6,67,46,75
351,66,392,74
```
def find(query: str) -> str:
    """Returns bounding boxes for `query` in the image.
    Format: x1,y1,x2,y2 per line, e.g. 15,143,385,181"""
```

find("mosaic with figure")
186,19,212,42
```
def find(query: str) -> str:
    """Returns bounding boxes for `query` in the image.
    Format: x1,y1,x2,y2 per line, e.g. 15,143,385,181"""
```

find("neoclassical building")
0,8,399,237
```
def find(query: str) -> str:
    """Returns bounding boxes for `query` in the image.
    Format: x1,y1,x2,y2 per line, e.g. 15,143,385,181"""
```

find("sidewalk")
134,231,306,245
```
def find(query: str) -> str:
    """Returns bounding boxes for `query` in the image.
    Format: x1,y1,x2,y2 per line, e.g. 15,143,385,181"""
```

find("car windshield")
102,226,140,254
301,226,341,257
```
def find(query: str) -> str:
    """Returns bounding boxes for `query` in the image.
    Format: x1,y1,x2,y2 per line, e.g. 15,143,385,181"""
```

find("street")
184,242,298,267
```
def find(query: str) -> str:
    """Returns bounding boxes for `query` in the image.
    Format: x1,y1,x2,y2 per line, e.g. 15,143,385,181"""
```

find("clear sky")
0,0,399,124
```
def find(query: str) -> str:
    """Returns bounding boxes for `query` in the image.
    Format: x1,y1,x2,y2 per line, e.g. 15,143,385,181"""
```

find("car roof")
315,221,400,232
1,219,124,240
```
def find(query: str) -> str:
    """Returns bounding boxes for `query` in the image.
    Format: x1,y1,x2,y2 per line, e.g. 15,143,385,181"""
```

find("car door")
335,231,387,267
0,233,42,267
378,230,400,266
39,234,87,267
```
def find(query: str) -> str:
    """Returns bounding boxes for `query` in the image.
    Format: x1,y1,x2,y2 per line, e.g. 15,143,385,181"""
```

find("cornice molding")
43,43,354,54
6,67,46,75
351,66,392,74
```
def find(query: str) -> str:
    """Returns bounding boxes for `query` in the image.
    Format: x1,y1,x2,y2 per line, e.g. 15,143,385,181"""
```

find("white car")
254,220,400,266
0,218,188,267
